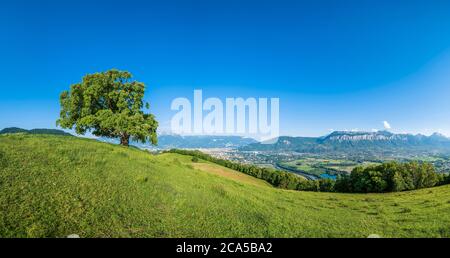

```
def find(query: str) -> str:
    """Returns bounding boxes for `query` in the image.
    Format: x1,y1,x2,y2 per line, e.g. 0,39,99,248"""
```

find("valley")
1,134,450,237
200,131,450,180
202,148,450,180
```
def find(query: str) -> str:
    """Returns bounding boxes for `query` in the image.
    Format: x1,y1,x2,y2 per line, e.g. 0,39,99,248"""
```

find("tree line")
166,149,450,193
334,161,449,193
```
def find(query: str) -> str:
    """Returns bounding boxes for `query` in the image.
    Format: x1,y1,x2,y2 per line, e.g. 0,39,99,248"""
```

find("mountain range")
0,127,257,149
99,134,258,149
3,127,450,154
239,130,450,154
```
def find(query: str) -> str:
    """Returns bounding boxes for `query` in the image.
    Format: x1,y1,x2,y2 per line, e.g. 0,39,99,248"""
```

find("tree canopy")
57,69,158,146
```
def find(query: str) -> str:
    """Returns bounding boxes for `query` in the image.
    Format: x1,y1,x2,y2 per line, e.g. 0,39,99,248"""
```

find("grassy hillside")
0,134,449,238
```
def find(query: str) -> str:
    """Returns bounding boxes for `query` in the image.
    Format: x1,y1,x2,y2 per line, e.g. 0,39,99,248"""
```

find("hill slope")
0,127,72,136
0,134,449,237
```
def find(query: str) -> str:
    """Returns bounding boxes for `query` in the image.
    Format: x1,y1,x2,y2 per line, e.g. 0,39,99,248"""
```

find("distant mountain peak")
99,134,258,149
429,132,449,141
431,132,447,137
322,130,399,142
240,130,450,154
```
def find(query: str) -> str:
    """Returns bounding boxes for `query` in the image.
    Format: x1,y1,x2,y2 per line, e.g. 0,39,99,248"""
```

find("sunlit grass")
1,134,449,237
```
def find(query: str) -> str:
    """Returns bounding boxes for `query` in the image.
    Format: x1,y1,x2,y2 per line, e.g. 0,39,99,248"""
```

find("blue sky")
1,0,450,137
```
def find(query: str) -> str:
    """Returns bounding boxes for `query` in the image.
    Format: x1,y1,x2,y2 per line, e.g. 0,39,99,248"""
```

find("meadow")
0,134,449,237
278,158,380,178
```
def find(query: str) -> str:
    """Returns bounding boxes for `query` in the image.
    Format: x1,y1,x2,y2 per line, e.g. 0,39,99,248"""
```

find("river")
274,164,320,180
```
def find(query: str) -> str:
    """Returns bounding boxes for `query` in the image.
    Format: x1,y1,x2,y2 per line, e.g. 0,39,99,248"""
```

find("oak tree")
57,69,158,146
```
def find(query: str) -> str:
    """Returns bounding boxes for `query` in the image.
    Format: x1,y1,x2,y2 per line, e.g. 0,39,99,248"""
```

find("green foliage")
57,69,158,146
440,173,450,185
336,161,442,193
1,134,450,237
191,157,199,163
0,150,7,168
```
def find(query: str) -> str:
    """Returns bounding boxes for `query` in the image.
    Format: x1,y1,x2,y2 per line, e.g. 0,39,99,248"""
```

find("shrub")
335,161,442,193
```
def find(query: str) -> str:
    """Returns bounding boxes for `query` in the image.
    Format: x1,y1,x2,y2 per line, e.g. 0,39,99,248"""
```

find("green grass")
280,158,382,175
1,134,450,238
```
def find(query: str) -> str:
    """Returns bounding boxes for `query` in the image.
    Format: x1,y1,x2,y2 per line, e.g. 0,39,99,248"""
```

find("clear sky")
1,0,450,137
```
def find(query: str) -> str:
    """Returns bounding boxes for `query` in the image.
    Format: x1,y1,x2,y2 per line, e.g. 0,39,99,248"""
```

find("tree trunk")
120,133,129,146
